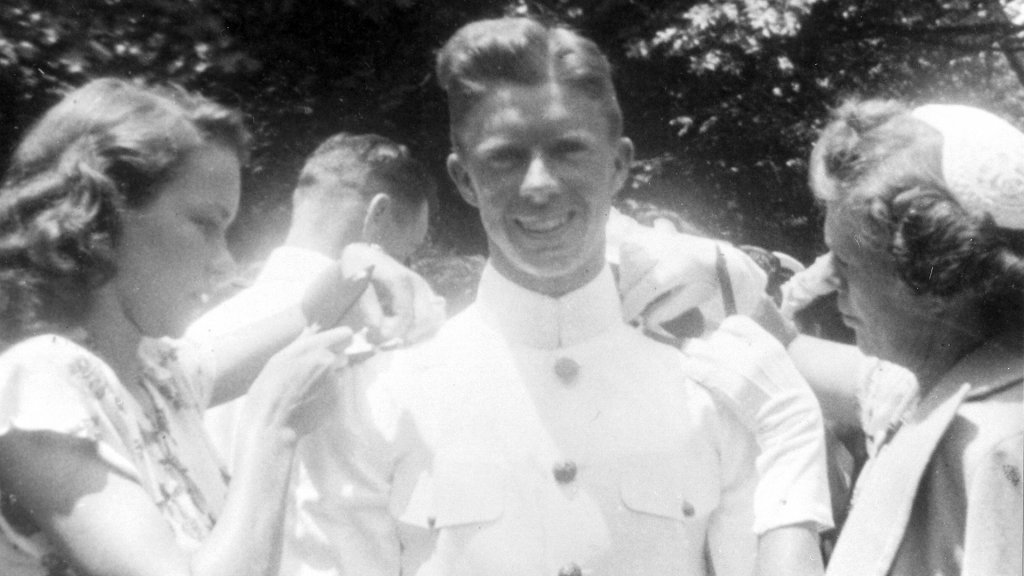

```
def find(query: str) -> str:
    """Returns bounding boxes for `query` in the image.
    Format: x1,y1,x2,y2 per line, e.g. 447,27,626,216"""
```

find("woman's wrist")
231,420,299,474
750,296,800,348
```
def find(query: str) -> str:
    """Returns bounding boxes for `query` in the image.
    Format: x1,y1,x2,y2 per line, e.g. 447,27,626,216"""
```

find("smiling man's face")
447,82,632,297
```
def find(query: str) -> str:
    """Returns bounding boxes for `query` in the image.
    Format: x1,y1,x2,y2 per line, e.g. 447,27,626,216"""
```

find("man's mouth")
515,211,573,234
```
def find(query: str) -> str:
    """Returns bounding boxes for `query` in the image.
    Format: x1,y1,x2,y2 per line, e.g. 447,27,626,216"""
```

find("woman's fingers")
338,243,443,345
371,271,414,343
306,324,354,351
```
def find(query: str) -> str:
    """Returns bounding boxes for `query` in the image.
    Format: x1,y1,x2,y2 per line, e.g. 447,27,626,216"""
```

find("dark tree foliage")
2,0,1023,263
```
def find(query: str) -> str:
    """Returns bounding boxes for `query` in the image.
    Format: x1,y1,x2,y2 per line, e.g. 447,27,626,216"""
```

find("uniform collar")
475,262,623,349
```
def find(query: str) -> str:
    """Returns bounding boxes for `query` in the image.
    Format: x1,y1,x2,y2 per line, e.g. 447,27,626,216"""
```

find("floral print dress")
0,334,229,576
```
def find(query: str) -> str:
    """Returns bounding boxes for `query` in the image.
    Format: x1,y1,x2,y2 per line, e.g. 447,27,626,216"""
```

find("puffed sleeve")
962,432,1023,576
705,396,759,576
0,335,140,480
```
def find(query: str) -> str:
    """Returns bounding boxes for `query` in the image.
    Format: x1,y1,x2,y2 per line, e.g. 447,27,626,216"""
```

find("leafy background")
3,0,1023,265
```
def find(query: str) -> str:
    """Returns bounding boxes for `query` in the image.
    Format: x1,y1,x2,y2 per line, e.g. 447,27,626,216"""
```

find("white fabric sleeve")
684,317,834,534
962,433,1023,576
0,335,140,479
705,392,759,576
282,352,406,576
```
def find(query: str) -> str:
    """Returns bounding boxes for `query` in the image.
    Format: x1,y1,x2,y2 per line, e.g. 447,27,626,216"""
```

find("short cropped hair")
436,17,623,151
0,77,249,341
293,132,436,224
810,98,1024,335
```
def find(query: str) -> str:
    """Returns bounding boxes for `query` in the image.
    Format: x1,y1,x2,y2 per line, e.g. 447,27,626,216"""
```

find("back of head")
436,16,623,150
294,132,436,224
810,98,1024,337
0,77,249,342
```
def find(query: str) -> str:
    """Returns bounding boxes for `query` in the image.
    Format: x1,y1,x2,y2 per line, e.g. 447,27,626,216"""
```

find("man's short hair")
435,17,623,151
293,132,436,224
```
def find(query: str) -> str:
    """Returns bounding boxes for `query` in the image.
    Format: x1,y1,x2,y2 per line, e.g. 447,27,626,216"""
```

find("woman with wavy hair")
805,100,1023,576
0,78,359,576
625,98,1023,575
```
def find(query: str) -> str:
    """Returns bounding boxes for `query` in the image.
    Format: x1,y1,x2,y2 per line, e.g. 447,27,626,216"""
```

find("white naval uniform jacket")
366,264,759,576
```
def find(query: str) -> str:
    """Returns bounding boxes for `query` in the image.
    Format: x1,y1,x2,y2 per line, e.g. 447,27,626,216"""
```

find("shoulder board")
966,376,1023,402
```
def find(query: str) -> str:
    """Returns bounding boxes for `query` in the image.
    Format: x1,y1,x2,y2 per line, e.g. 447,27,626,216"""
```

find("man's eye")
551,140,587,158
486,149,525,168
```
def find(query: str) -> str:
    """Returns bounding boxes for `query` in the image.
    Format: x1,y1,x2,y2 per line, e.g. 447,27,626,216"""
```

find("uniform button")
553,460,578,484
682,500,695,517
554,357,580,384
557,562,582,576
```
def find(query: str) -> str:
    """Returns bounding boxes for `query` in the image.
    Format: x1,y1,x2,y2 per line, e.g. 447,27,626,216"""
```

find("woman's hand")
331,243,445,346
245,325,353,440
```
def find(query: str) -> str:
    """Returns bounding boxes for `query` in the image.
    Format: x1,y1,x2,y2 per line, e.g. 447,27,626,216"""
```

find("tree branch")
984,0,1024,87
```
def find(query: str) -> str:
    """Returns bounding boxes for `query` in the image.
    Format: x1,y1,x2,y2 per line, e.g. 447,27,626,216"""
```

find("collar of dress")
474,263,624,350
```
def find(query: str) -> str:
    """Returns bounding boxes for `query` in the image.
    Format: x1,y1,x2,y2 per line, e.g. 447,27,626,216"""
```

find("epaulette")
965,376,1023,402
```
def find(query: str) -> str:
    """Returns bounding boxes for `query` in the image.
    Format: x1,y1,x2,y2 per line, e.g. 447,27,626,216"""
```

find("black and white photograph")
0,2,1021,575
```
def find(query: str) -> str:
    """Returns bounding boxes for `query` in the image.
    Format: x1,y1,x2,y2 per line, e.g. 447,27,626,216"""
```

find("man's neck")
284,221,361,260
490,258,605,299
285,198,366,259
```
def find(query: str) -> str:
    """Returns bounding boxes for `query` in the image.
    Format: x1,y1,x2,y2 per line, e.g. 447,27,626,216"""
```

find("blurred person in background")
187,132,445,576
195,132,438,461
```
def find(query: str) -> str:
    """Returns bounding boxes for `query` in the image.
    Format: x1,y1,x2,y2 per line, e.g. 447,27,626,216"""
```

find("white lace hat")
911,104,1024,230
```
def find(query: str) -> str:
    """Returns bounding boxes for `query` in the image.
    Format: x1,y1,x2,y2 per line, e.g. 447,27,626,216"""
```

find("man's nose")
520,154,559,203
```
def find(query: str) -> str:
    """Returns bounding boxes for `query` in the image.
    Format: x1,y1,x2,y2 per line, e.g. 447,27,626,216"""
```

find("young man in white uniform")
322,17,830,576
190,19,831,576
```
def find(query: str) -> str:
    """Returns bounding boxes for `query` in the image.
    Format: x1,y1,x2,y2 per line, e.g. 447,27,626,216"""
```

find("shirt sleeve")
962,432,1023,576
705,395,759,576
184,248,334,383
184,281,302,382
283,352,407,576
0,335,140,480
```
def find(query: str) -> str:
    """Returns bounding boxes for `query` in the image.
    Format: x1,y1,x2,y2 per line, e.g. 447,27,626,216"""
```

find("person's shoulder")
943,377,1022,474
957,373,1022,434
399,304,488,361
0,333,97,371
615,328,729,415
616,324,696,367
0,334,119,438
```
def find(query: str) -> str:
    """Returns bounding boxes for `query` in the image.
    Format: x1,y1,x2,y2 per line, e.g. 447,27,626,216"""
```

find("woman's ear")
447,153,478,207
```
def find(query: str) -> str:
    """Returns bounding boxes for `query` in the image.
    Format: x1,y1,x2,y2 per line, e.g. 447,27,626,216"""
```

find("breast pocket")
393,461,506,530
433,462,505,528
394,461,513,575
619,456,721,525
